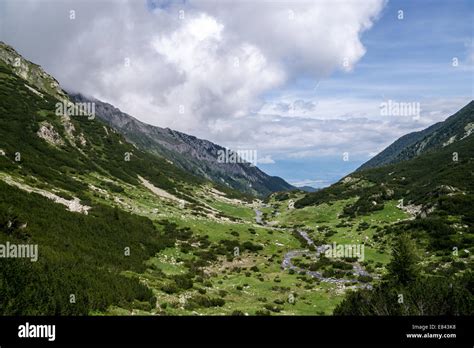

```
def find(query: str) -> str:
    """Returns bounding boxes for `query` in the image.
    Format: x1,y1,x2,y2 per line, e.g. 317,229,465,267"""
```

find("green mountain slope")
0,58,184,314
296,124,474,252
358,101,474,170
0,43,257,314
291,105,474,314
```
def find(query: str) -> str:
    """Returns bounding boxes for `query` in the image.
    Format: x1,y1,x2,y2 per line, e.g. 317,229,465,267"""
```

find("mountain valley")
0,41,472,316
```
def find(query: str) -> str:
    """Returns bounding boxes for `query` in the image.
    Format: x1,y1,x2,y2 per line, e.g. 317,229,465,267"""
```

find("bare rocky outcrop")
462,122,474,139
24,84,44,98
37,122,65,146
399,203,423,216
0,175,91,214
78,133,87,146
138,175,182,203
342,176,358,184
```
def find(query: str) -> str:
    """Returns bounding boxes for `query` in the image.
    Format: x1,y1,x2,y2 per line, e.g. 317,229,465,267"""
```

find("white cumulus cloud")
0,0,385,133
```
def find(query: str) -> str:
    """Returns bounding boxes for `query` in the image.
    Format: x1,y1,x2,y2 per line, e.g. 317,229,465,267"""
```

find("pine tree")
387,233,420,285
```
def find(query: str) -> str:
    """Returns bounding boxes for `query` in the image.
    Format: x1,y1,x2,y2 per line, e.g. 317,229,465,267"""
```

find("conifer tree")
387,233,420,285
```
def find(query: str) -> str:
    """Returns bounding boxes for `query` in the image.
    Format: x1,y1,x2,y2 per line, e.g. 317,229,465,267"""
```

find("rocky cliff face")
70,93,294,196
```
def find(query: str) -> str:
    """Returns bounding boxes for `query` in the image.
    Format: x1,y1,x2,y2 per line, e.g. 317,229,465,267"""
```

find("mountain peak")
0,41,68,102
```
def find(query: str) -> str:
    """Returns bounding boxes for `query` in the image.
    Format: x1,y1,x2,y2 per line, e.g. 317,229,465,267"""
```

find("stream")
255,207,372,288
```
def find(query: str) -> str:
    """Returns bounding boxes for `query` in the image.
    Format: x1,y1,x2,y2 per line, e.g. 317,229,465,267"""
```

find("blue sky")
1,0,472,189
259,0,473,187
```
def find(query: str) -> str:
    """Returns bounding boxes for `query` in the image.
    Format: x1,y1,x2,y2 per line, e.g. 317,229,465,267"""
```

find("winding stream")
281,231,372,287
255,208,372,288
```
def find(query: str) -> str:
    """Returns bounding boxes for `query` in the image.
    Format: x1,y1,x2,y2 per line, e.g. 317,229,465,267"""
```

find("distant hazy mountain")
70,93,294,196
358,101,474,171
297,186,319,193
